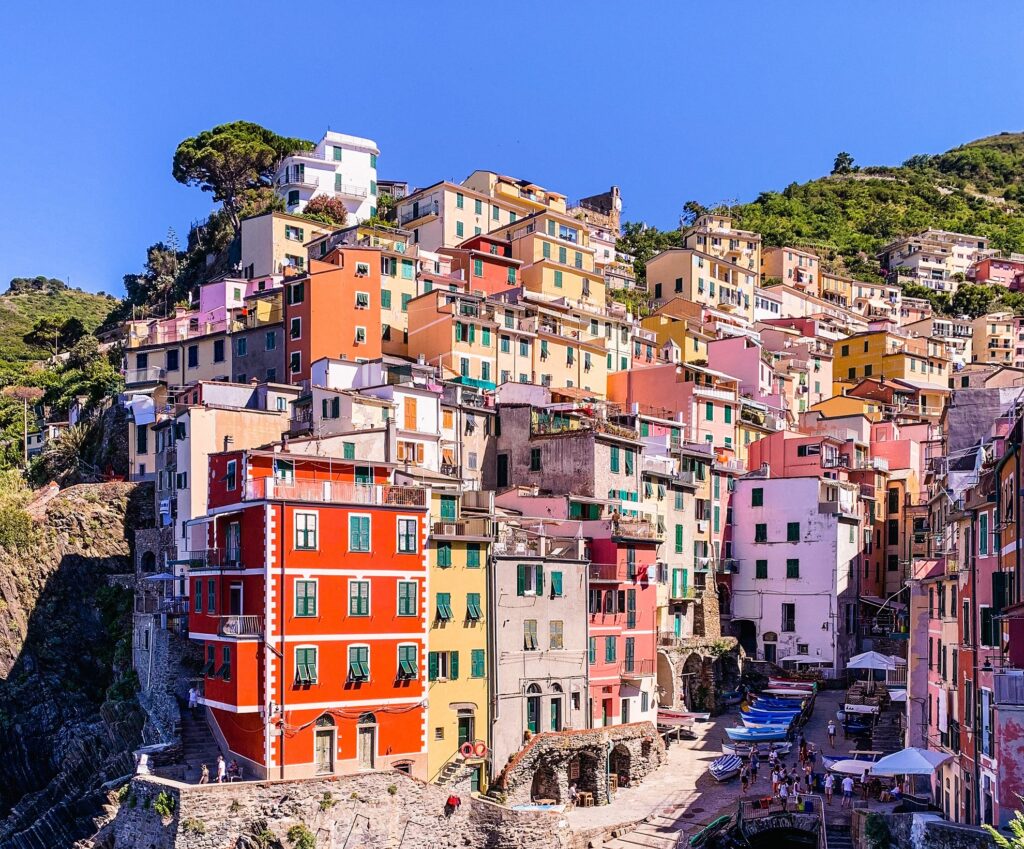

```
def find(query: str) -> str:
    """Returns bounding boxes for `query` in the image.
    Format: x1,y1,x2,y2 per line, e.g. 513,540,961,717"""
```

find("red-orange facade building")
188,450,429,779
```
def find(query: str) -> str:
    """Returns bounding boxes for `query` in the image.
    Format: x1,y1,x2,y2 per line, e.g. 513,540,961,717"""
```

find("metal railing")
243,477,426,507
125,366,167,384
218,615,262,638
332,183,368,199
399,202,439,225
611,518,662,541
620,658,654,678
431,517,492,537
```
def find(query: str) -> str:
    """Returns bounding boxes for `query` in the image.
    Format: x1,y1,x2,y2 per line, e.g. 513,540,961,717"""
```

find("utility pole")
22,397,28,466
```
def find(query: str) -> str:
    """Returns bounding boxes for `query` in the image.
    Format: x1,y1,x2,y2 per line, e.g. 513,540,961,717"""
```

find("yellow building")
407,290,498,387
833,329,950,391
682,214,761,274
525,304,609,395
761,246,819,295
808,394,887,422
641,299,712,364
819,271,854,309
489,210,606,308
461,170,567,216
239,211,333,278
427,490,492,791
645,248,756,321
971,311,1015,365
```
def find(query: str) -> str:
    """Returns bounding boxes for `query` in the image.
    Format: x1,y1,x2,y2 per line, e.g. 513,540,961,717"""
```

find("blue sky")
2,0,1022,295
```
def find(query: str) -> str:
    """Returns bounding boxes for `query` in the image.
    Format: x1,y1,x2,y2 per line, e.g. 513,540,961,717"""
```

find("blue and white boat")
741,714,796,729
709,754,742,782
726,725,790,743
721,740,793,758
743,709,801,724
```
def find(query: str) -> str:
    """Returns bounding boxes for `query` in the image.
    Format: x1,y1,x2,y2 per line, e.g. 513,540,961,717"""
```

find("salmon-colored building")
284,250,383,384
440,234,523,297
188,450,429,780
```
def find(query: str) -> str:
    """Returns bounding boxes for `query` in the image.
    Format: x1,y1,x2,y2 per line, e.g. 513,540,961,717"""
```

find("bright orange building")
284,249,383,384
189,450,429,780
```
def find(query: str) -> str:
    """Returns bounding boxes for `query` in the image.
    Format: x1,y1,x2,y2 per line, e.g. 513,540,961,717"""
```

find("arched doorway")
526,684,541,735
656,650,676,707
356,712,377,769
717,583,731,615
610,743,631,787
732,619,757,657
681,653,703,709
314,713,335,774
762,631,778,664
549,684,563,731
141,551,156,573
530,763,560,802
572,751,600,797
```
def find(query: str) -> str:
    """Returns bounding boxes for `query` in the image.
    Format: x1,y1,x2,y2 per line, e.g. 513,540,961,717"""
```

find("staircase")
434,759,463,787
180,707,222,783
871,709,903,754
825,823,854,849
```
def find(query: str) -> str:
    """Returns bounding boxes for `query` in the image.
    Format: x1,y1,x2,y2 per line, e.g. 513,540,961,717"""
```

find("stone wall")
113,772,571,849
493,722,665,807
852,810,996,849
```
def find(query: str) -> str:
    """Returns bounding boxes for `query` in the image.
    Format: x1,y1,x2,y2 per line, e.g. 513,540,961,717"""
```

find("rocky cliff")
0,482,147,849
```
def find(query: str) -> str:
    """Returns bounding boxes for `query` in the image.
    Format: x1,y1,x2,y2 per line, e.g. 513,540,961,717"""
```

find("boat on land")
709,754,742,782
726,725,790,742
721,740,792,757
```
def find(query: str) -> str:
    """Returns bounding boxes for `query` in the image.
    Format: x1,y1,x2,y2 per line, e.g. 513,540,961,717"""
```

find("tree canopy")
172,121,312,234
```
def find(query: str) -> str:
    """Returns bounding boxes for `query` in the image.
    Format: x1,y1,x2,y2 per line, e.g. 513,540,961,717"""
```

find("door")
314,730,334,774
621,698,630,724
764,642,777,664
357,725,376,769
550,698,562,731
527,696,540,734
497,454,509,488
229,583,243,616
404,397,417,431
457,714,474,746
601,699,611,727
673,614,682,637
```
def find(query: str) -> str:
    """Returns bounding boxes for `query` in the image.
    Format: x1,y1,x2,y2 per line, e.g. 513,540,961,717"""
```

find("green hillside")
0,277,117,372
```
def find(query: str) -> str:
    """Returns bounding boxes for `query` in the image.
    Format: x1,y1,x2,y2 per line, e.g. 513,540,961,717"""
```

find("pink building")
745,431,849,479
706,336,781,408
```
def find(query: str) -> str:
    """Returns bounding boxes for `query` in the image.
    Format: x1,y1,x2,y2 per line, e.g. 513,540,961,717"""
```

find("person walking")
750,751,760,782
187,687,197,713
771,768,780,795
740,764,749,794
827,720,837,748
779,779,790,811
841,775,854,808
198,763,209,785
216,754,226,784
824,772,834,805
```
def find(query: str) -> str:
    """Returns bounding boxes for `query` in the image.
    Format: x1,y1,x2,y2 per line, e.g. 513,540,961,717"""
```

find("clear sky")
2,0,1022,295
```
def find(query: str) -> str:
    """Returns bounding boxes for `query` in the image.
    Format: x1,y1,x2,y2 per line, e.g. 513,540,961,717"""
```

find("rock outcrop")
0,482,146,849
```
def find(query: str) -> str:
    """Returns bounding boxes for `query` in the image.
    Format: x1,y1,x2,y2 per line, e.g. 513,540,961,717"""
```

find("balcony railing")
611,518,662,541
668,586,699,601
713,457,745,473
492,527,545,557
332,183,368,199
218,615,262,638
125,366,167,384
243,477,426,507
399,202,439,225
620,659,655,679
431,517,492,538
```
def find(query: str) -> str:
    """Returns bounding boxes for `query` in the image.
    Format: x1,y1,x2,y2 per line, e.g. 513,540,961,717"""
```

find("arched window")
550,683,563,693
526,683,541,694
315,713,335,728
358,712,377,724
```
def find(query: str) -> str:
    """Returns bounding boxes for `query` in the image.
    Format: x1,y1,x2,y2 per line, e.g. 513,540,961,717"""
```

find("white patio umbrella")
869,747,953,776
847,651,897,670
828,759,874,776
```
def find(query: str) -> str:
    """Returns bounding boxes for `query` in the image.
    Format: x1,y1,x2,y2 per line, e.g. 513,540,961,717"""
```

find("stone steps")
826,823,854,849
605,817,684,849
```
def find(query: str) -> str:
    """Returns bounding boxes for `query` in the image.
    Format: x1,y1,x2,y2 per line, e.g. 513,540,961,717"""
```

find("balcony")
718,558,739,574
819,500,858,520
431,517,493,539
713,457,745,473
399,201,440,226
620,659,655,680
243,477,426,507
332,183,368,200
668,585,699,601
611,518,663,542
694,557,712,572
185,549,238,571
492,527,545,557
692,385,736,402
125,366,167,385
218,615,262,639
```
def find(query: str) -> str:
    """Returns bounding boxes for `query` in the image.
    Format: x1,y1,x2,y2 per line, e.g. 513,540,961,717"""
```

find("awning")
780,654,829,664
125,394,156,425
869,747,952,776
888,689,908,702
847,651,903,671
143,572,176,582
860,596,908,612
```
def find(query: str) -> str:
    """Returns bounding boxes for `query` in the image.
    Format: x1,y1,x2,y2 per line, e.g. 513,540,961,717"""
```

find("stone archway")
656,650,677,708
717,582,731,616
574,751,601,797
681,652,703,709
530,763,560,802
732,619,758,657
610,743,631,786
141,551,157,573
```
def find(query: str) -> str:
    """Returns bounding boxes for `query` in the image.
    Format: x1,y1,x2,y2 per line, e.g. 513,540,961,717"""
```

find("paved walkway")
566,689,901,847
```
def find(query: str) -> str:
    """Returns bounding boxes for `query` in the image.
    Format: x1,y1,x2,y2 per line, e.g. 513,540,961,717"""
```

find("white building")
730,476,860,674
878,229,992,291
274,130,380,222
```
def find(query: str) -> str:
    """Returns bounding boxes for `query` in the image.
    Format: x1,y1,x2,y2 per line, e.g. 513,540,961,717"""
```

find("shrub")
318,792,335,811
182,817,206,835
152,791,176,819
387,784,398,796
286,823,316,849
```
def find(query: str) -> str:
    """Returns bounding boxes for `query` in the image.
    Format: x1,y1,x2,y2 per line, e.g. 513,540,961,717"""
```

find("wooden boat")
658,709,711,724
726,725,790,742
761,688,812,698
722,740,792,758
741,713,795,729
689,815,732,848
744,708,801,723
768,678,816,691
709,754,742,782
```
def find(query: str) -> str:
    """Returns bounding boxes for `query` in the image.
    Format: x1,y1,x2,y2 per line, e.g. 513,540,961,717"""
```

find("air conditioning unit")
697,521,708,534
439,523,457,535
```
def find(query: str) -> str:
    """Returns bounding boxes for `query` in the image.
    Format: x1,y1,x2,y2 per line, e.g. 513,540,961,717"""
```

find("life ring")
460,742,475,758
473,741,488,758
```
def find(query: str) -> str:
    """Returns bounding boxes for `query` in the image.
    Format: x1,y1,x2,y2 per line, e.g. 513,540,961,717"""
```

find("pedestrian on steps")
827,719,837,748
198,763,209,785
216,754,226,783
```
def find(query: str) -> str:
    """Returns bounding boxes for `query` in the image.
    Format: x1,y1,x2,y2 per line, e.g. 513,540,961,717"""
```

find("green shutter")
675,524,684,553
535,564,544,595
428,651,439,681
517,564,526,596
550,571,563,597
449,650,459,680
471,648,485,678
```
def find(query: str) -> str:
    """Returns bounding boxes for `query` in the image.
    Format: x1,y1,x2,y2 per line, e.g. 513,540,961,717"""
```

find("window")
605,636,617,662
217,645,231,680
466,592,482,620
437,542,452,568
755,523,767,543
349,580,370,616
516,563,544,596
456,221,464,238
554,270,563,288
289,351,301,374
395,582,418,618
752,487,763,507
295,580,317,616
786,558,800,579
428,651,459,681
610,446,620,473
167,348,180,370
550,620,564,650
756,559,768,579
349,515,370,551
471,648,485,678
456,192,464,209
787,522,800,542
398,645,417,679
588,637,596,664
348,646,370,681
223,459,237,491
524,619,538,651
436,592,454,621
194,578,202,614
705,402,714,421
295,647,317,684
781,603,796,632
979,512,989,555
530,447,542,471
295,511,318,549
550,570,563,597
467,543,481,568
887,519,899,546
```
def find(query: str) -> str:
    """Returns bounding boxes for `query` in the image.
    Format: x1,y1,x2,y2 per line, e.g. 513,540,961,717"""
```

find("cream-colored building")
761,246,819,295
239,211,333,278
646,248,756,321
682,214,761,274
971,311,1016,366
394,181,523,252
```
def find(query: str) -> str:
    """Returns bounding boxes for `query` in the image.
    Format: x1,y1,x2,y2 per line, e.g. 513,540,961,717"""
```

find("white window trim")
294,643,319,684
290,351,302,374
294,510,319,551
348,512,372,553
294,576,319,618
396,580,419,617
355,326,367,343
396,515,419,554
347,642,371,681
348,577,371,616
396,641,419,678
290,317,302,340
355,290,371,308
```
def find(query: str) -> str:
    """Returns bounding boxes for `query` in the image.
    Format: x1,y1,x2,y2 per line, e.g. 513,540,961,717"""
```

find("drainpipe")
605,739,612,805
970,511,980,826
